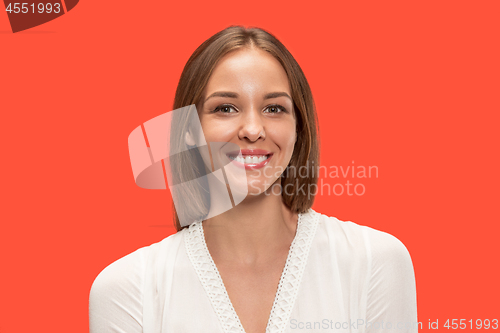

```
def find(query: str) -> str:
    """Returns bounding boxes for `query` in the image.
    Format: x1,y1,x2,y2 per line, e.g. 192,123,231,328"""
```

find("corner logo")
3,0,78,33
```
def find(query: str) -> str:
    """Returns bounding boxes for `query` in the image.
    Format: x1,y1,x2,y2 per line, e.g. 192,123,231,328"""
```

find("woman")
89,26,417,333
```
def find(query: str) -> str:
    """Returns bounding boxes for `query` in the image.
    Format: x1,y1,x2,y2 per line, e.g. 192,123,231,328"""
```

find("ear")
185,130,196,146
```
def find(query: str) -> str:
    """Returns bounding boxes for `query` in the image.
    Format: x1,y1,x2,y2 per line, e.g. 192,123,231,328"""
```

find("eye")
264,104,287,114
213,104,237,114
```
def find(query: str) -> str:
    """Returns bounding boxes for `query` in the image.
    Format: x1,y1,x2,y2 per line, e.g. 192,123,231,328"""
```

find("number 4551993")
444,319,498,329
6,3,61,14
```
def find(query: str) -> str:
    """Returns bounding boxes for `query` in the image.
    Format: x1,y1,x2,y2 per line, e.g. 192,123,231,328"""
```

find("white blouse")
89,209,418,333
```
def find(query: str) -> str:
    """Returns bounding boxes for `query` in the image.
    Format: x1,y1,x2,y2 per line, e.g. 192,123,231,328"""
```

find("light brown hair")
171,26,319,232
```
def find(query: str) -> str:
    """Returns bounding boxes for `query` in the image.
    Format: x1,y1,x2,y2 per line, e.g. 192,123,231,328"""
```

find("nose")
238,108,265,142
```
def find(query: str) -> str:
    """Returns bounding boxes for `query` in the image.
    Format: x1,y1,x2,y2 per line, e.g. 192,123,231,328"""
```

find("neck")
203,190,298,266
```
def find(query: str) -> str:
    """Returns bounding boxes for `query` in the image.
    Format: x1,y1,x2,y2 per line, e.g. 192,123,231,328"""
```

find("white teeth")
248,156,259,164
228,155,269,164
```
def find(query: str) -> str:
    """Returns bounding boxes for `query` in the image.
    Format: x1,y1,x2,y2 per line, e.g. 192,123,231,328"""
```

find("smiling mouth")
228,154,270,164
225,149,273,169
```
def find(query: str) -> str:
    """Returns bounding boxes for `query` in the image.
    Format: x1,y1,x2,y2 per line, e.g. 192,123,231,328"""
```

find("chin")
245,178,279,196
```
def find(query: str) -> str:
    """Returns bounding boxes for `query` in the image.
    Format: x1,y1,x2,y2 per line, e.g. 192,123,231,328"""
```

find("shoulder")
89,231,187,331
311,210,417,322
313,210,413,267
88,244,151,331
89,246,148,302
89,231,185,305
362,223,413,269
89,245,150,320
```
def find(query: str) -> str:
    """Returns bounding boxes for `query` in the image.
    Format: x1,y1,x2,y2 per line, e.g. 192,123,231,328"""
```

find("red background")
1,1,499,332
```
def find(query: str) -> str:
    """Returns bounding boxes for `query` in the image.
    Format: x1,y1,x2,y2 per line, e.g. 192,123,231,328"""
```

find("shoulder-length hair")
171,26,319,232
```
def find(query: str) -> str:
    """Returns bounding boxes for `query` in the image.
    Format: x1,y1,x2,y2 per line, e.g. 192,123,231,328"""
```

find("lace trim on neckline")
184,209,320,333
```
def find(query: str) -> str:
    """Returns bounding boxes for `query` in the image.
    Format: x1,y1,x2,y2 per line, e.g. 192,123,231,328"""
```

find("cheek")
200,118,238,142
284,133,297,160
269,121,297,157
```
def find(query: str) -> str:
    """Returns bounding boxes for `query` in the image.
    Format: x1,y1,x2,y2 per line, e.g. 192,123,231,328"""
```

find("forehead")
203,48,291,97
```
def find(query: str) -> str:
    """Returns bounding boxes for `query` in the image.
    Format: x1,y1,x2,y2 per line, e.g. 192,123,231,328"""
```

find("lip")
226,149,273,170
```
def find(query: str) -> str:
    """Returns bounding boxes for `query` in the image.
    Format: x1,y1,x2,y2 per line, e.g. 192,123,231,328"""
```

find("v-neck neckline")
184,209,320,333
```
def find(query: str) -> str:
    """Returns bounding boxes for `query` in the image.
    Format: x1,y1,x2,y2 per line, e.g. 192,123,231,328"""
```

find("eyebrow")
264,92,292,100
204,91,292,102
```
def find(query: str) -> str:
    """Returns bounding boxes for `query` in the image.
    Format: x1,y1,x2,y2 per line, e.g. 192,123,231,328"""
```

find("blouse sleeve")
89,247,147,333
365,228,418,332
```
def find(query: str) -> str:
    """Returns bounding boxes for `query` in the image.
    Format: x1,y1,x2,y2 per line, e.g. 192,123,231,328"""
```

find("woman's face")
197,47,297,196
